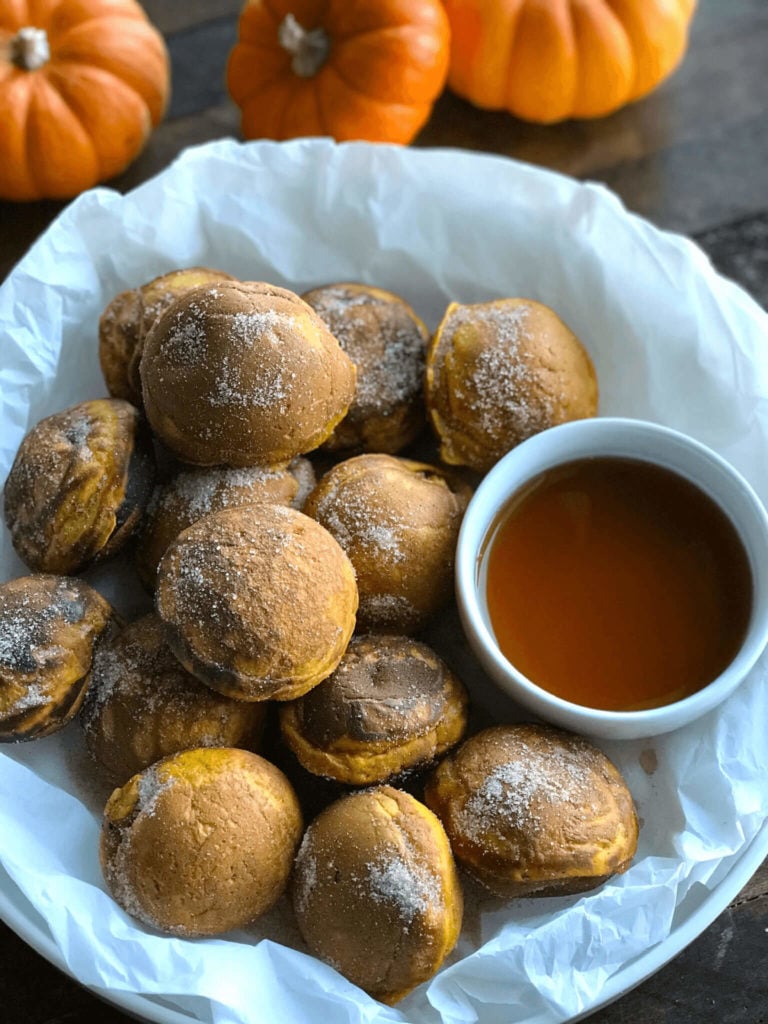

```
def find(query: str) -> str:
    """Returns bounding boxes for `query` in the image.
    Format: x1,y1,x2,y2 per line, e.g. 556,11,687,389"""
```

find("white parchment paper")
1,138,767,1024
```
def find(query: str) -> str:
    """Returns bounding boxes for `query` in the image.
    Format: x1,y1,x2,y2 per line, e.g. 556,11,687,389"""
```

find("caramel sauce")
482,457,752,712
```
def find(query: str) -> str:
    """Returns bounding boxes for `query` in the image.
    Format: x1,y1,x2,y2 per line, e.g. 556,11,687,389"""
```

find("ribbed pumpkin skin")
443,0,698,124
0,0,169,201
227,0,450,144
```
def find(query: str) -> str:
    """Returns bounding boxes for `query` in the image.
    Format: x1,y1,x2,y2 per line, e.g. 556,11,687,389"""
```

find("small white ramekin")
455,417,768,740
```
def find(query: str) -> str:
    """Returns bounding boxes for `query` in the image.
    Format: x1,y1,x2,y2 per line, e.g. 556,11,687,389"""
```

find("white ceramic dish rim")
456,417,768,739
3,818,767,1024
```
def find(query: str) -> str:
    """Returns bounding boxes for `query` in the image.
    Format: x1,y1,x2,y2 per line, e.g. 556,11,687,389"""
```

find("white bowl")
456,417,768,740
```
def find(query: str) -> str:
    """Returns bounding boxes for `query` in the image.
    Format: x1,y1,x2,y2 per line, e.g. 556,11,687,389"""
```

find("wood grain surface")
0,1,767,1022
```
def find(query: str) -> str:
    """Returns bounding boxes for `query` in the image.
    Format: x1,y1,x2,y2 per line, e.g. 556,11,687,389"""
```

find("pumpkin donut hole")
3,398,156,575
139,280,357,467
303,453,472,634
301,282,429,454
134,456,315,590
155,503,358,702
0,574,119,742
292,785,463,1004
425,298,598,474
99,266,236,406
423,723,639,899
100,747,303,937
81,613,267,783
279,634,470,787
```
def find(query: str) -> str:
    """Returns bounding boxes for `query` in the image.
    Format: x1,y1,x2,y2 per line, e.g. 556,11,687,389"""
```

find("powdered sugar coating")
424,724,638,899
140,281,356,467
0,574,116,739
82,614,265,780
426,298,598,473
304,454,470,634
303,283,428,454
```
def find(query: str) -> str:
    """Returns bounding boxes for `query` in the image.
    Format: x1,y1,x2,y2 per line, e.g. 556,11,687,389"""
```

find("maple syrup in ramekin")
483,456,752,712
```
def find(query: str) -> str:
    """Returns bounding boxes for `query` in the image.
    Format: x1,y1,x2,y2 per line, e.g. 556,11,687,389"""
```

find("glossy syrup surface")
482,457,752,711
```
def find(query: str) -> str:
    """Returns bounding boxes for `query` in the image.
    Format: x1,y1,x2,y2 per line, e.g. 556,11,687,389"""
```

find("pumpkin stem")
278,13,330,78
11,27,50,71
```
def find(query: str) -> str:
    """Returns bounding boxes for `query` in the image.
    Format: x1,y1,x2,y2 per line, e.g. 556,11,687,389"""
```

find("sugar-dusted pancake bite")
134,456,315,589
99,266,236,406
301,282,429,454
81,614,267,782
279,634,469,786
155,503,358,701
424,723,639,898
100,747,303,937
303,454,472,634
426,298,598,472
3,398,156,575
139,280,357,466
292,785,463,1004
0,574,118,742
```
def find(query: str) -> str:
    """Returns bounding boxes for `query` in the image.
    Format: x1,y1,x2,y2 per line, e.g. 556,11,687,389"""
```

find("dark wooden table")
1,2,767,1022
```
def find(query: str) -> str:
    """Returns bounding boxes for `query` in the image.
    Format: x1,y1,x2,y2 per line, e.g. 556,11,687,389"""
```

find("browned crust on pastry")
0,574,118,741
279,634,469,785
423,723,638,898
140,280,356,466
100,747,303,936
82,613,266,781
134,457,315,590
292,785,462,1003
425,298,598,473
302,282,428,454
3,399,155,574
99,267,236,405
303,453,472,634
155,503,358,701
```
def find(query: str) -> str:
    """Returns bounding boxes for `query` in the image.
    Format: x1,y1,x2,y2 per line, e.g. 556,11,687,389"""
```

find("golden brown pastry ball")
3,399,156,574
81,614,267,782
98,266,236,405
279,635,469,786
303,454,471,634
155,503,358,702
139,280,357,467
425,298,598,473
292,785,462,1004
100,747,303,936
301,282,428,454
134,457,315,590
424,723,638,899
0,574,117,741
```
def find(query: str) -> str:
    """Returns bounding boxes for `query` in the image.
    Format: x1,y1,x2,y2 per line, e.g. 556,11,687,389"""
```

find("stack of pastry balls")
0,267,635,1005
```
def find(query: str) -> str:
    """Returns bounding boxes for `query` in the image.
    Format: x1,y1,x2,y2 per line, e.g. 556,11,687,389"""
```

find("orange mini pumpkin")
442,0,698,124
0,0,170,201
227,0,450,144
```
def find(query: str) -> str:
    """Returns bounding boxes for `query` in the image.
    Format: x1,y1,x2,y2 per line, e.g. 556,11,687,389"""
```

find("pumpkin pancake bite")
426,298,598,473
100,747,303,937
303,454,472,634
139,280,356,466
0,574,118,742
81,614,266,782
279,635,469,786
99,266,236,406
292,785,463,1004
424,723,639,899
134,456,315,589
3,398,156,575
155,503,358,702
301,282,429,453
